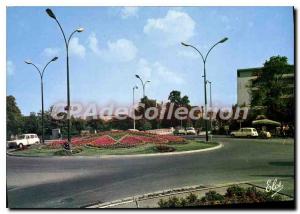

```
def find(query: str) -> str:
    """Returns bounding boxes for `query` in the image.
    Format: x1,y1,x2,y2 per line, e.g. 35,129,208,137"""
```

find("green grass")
9,140,219,157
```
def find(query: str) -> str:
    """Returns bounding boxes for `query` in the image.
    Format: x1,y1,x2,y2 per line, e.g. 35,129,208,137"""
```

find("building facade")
237,65,294,106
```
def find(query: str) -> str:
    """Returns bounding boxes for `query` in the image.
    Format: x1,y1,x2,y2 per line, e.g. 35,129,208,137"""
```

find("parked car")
230,128,258,138
173,128,187,135
7,134,40,149
186,127,197,135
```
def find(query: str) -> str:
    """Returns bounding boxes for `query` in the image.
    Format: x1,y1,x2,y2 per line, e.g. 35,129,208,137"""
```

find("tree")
168,91,182,104
6,96,23,139
164,91,191,128
135,96,158,130
181,95,190,106
22,112,39,134
250,56,294,124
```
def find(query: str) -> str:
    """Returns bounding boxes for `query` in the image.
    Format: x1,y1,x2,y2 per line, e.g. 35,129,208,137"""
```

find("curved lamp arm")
67,30,78,46
42,57,58,77
25,57,58,79
204,42,221,63
30,63,42,79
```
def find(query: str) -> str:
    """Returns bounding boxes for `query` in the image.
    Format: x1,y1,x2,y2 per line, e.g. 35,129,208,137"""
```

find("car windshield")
17,134,26,139
186,128,194,130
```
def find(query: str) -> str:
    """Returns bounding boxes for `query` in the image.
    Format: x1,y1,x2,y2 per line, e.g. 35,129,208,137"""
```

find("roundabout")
8,131,220,157
7,136,294,208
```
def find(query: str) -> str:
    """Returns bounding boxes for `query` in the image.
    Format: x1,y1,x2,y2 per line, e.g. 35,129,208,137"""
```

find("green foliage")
186,193,198,204
250,56,294,124
53,147,83,156
225,185,246,198
201,191,224,202
158,196,181,208
154,145,175,153
141,121,152,130
6,95,23,139
168,90,190,106
157,185,284,208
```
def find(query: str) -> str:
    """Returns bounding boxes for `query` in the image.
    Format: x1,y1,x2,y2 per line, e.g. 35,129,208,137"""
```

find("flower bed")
119,136,144,146
46,130,186,149
47,140,66,149
158,135,186,144
88,135,116,148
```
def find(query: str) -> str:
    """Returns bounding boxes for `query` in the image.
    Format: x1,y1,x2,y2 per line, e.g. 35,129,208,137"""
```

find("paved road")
7,137,294,208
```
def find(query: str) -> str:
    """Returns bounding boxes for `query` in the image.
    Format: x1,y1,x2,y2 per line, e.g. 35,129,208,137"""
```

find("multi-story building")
237,65,294,107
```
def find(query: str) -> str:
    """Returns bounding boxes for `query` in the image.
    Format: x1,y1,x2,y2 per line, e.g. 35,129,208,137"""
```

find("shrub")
201,191,224,204
186,193,198,204
158,197,181,208
154,145,176,153
225,185,246,198
157,185,284,208
141,121,152,130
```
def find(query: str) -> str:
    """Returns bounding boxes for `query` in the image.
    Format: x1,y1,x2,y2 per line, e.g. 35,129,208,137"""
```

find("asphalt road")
6,136,294,208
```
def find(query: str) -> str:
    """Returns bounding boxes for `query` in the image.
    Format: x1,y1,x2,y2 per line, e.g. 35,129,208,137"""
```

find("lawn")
9,140,219,157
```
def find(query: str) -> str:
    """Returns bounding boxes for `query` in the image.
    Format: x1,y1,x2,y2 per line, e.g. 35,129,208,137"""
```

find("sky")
7,6,294,115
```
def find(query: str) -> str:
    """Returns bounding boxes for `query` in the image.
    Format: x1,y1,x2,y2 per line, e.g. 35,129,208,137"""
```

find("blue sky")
7,6,294,115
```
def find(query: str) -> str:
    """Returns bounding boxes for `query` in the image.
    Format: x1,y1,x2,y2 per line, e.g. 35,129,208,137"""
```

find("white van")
230,128,258,138
7,134,40,149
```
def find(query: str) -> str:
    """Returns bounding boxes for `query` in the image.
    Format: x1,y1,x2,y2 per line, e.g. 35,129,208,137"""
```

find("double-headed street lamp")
132,85,138,130
24,57,58,144
181,37,228,142
46,8,84,150
135,74,150,98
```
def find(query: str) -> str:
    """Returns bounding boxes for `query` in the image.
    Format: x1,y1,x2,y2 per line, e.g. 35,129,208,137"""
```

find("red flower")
119,136,144,145
47,140,66,149
89,135,116,148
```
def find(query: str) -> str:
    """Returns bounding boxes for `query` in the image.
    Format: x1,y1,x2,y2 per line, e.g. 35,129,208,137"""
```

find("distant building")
237,65,294,107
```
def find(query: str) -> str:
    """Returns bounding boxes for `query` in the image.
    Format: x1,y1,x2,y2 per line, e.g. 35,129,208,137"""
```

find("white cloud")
153,62,185,84
7,60,15,76
136,58,185,85
88,33,100,55
69,37,86,58
121,7,139,19
88,33,138,62
177,50,198,59
42,47,60,58
143,10,196,46
136,58,152,79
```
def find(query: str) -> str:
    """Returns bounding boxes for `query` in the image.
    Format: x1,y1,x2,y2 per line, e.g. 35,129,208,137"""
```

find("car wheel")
18,143,24,149
231,134,235,137
35,141,39,144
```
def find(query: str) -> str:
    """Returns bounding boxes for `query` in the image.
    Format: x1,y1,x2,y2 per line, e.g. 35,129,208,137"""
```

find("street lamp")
181,37,228,142
46,8,84,150
135,74,150,98
132,85,138,130
207,80,213,132
24,56,58,144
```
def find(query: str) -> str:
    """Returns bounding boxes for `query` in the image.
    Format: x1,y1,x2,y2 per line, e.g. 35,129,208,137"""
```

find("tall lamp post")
181,37,228,142
46,8,84,150
24,57,58,144
207,80,213,132
132,85,138,130
135,74,150,98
